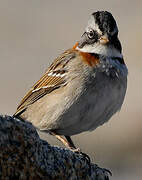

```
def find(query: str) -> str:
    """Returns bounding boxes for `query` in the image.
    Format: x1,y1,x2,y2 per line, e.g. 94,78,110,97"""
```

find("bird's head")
76,11,122,58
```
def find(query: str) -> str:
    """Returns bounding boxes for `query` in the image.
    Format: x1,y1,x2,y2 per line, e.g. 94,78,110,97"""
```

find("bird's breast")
54,71,127,136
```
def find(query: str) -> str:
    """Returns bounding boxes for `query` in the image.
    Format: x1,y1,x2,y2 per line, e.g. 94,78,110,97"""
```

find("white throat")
76,43,122,58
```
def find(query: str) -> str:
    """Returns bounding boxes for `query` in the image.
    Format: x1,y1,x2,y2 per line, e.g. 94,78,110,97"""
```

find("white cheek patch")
76,43,122,58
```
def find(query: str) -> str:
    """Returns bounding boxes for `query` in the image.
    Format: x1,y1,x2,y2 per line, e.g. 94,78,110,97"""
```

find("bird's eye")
87,29,95,39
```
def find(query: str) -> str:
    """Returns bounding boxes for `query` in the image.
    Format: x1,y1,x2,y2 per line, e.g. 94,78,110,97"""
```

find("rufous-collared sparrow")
14,11,128,151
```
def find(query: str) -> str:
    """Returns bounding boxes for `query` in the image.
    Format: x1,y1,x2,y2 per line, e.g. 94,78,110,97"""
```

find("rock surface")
0,115,111,180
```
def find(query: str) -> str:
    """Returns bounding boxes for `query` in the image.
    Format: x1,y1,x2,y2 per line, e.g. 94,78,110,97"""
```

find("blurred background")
0,0,141,179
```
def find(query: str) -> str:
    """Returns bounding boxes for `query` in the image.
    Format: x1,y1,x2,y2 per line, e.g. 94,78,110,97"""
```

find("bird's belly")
55,77,127,136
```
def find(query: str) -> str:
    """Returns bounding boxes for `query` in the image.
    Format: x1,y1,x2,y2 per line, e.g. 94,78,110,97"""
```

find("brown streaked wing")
14,49,76,117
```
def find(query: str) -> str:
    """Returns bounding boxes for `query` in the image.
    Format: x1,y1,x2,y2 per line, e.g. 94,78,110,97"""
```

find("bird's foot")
79,151,91,164
69,147,81,153
70,147,91,165
70,147,112,179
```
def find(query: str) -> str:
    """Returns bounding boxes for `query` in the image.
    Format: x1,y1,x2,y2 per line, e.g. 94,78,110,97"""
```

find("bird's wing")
14,49,76,117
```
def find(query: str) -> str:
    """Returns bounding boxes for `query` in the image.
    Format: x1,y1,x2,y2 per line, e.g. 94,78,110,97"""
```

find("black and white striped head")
77,11,122,58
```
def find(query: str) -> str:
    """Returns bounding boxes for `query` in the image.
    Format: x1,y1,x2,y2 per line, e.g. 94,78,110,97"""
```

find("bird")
14,11,128,152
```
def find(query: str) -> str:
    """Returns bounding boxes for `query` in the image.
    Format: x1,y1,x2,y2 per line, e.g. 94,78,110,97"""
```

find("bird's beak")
78,32,88,48
99,35,109,45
